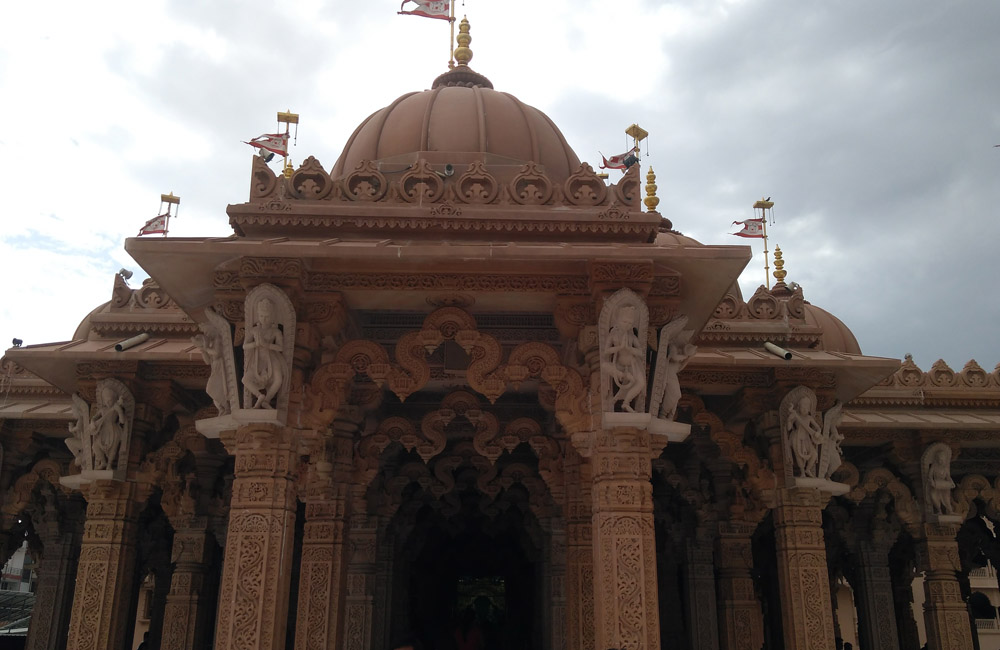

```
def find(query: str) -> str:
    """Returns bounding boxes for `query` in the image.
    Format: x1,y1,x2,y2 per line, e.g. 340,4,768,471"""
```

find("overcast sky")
1,0,998,375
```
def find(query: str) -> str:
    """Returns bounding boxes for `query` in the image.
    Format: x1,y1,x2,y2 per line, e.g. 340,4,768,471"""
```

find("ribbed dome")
803,303,862,354
330,84,582,183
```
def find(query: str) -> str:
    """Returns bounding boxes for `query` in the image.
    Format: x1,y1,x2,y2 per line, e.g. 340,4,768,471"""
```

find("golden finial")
283,158,294,179
454,16,473,66
772,245,788,288
643,167,660,212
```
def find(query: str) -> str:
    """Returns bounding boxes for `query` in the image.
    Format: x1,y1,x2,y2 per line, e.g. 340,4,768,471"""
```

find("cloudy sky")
1,0,998,374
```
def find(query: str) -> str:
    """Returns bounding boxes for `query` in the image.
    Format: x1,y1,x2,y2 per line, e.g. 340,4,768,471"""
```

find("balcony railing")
976,618,999,631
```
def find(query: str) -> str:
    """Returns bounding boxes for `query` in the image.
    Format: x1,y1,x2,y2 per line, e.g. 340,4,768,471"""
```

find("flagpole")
448,1,456,68
753,198,774,289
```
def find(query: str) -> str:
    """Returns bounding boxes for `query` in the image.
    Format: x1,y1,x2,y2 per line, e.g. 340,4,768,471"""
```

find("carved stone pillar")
160,522,214,650
917,522,975,650
546,520,567,650
26,522,80,650
294,419,354,650
214,424,299,650
65,479,144,650
565,510,594,650
684,540,720,650
715,521,765,650
852,541,899,650
591,426,660,650
773,487,837,650
343,487,377,650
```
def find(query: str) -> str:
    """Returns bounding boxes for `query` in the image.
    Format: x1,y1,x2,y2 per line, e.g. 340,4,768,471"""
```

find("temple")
2,19,998,650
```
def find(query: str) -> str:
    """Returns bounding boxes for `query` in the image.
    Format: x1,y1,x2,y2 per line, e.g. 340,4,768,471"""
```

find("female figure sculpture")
243,297,285,409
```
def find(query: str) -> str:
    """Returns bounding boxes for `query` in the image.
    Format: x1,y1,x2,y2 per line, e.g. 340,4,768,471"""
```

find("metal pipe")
764,341,792,360
114,333,149,352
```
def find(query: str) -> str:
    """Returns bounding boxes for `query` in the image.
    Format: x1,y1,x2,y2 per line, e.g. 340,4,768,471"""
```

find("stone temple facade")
1,33,999,650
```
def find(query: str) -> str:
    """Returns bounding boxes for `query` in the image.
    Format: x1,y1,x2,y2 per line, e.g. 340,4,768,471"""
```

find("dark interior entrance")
401,489,540,650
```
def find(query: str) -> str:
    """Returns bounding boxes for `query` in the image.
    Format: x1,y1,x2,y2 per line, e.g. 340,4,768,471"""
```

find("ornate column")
546,519,568,650
294,416,354,650
852,540,900,650
683,536,720,650
25,499,83,650
715,521,765,650
773,486,837,650
590,426,660,650
564,491,594,650
214,423,299,650
160,518,214,650
65,479,145,650
343,486,377,650
917,522,975,650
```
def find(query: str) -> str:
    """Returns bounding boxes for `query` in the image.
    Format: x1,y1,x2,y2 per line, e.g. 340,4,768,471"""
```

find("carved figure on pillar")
781,386,823,478
922,442,955,517
192,306,239,415
242,284,296,411
65,378,134,472
648,315,696,421
780,387,844,481
598,288,649,414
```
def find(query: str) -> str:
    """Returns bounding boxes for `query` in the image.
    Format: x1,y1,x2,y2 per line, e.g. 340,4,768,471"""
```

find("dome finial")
643,167,660,212
772,245,788,289
454,16,473,67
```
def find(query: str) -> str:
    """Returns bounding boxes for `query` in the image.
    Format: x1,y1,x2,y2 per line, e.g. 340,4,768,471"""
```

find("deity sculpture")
649,315,696,421
243,297,285,409
922,442,955,516
192,307,238,415
602,304,646,412
780,386,844,480
66,379,134,472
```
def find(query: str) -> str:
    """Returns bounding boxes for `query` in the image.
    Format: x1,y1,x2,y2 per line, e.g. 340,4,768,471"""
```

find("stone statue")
922,442,955,516
781,387,846,481
242,285,296,412
782,386,823,478
602,304,646,412
648,315,696,421
244,297,285,409
192,307,238,415
817,400,844,479
65,379,134,472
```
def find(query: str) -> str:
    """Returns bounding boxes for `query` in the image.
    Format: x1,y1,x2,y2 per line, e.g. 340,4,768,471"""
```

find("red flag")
599,147,638,170
244,133,289,157
731,218,765,238
138,214,168,236
398,0,453,20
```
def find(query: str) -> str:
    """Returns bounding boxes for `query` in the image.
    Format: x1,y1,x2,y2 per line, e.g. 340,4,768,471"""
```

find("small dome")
803,303,862,354
330,84,582,183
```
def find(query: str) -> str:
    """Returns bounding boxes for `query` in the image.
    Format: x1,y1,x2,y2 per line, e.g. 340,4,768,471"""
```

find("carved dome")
330,84,582,184
803,303,862,354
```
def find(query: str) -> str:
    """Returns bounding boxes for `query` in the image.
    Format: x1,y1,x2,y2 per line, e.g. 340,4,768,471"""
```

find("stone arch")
843,465,922,535
308,307,589,433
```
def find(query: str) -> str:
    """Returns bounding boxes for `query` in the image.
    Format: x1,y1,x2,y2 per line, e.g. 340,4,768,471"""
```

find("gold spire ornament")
454,16,473,66
644,167,660,212
772,245,788,289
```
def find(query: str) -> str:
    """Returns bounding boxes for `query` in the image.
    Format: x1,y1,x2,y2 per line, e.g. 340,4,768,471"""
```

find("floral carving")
342,160,387,202
564,163,608,206
455,160,499,204
398,159,445,203
510,161,553,205
289,156,334,200
251,154,279,199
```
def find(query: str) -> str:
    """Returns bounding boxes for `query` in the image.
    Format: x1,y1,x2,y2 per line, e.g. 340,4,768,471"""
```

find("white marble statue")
598,288,652,414
780,387,845,480
922,442,955,516
242,284,296,411
192,307,239,415
648,315,696,421
65,379,134,472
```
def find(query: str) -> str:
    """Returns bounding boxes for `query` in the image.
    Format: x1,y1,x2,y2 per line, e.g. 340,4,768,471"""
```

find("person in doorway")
136,631,150,650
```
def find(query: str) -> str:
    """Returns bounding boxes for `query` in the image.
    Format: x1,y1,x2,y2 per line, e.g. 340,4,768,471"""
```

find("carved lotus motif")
564,163,608,206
